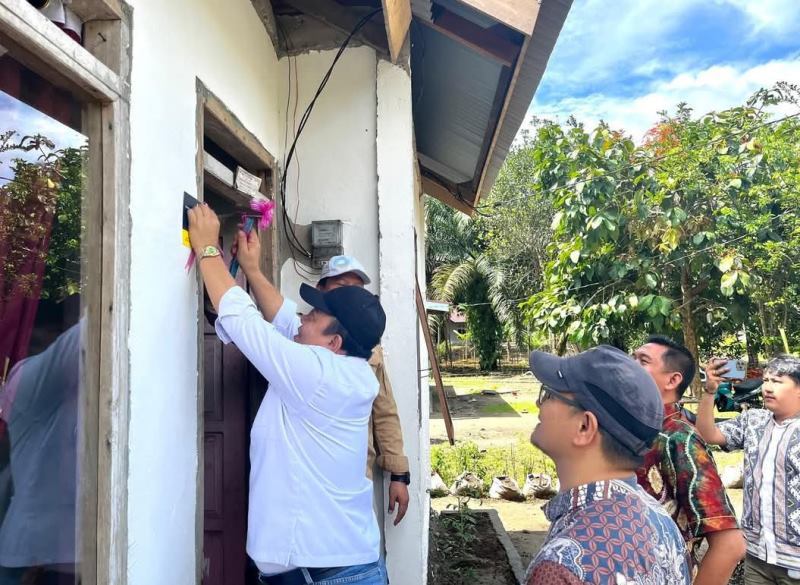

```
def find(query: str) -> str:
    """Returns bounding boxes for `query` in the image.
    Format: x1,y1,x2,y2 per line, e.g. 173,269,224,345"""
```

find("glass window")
0,51,88,585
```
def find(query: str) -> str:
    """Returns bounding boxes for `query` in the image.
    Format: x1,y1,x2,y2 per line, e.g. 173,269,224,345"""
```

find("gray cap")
529,345,663,456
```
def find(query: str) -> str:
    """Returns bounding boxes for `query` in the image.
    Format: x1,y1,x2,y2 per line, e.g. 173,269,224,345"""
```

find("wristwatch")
390,472,411,485
198,245,221,260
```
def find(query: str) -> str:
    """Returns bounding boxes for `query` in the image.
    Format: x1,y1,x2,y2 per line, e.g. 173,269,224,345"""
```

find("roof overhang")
413,0,572,214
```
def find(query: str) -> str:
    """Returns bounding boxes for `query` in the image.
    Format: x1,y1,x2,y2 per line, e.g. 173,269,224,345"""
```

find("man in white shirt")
188,203,388,585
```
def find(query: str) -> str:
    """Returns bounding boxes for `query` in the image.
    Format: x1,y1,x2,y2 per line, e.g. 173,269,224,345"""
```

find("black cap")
299,283,386,355
529,345,663,456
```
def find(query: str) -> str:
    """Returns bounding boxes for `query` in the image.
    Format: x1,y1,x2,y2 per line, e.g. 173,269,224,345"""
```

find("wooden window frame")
0,1,131,584
194,81,278,585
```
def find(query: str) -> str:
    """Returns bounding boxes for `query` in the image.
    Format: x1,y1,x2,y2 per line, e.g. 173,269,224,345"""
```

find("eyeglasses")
537,385,583,409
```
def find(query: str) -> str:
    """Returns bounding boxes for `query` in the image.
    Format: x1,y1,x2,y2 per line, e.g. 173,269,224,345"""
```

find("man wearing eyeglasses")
525,345,691,585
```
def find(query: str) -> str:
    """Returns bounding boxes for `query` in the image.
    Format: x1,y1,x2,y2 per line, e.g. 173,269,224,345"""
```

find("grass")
431,436,557,492
481,400,539,416
443,374,540,396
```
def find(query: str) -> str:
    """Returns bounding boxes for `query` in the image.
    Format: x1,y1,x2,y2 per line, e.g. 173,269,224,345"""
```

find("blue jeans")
259,560,387,585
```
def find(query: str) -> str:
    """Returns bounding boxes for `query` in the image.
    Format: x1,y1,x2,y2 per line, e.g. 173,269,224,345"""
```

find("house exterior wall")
376,59,430,584
125,1,282,583
125,3,427,582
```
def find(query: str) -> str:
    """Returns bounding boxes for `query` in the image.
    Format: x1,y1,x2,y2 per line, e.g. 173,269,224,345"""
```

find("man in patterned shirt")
697,355,800,584
526,345,691,584
633,336,745,583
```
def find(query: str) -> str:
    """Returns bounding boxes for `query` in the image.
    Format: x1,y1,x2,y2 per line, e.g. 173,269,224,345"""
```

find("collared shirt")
525,477,691,585
717,408,800,570
280,298,408,478
215,287,380,572
636,402,739,566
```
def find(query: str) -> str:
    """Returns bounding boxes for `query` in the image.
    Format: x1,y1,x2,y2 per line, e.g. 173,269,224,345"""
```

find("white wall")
278,47,379,298
376,59,429,584
126,1,281,583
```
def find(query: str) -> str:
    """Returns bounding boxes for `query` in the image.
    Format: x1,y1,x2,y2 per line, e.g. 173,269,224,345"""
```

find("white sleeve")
214,287,322,410
271,296,301,340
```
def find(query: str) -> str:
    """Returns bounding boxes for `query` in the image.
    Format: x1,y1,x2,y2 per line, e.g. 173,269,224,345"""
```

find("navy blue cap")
529,345,663,455
300,283,386,354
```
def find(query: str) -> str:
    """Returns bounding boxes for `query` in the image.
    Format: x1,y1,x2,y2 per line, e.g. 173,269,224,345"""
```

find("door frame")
0,1,131,584
194,81,278,584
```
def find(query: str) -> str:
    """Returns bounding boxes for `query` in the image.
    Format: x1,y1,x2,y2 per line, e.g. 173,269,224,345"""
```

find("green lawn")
481,400,540,416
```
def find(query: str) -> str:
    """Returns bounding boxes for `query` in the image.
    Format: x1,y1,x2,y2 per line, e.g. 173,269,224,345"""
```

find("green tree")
526,84,800,381
425,197,507,370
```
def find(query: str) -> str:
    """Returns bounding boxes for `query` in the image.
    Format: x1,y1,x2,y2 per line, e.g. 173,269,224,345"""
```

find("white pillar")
376,57,430,584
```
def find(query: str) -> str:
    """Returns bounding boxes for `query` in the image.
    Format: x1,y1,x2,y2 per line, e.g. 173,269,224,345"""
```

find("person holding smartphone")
697,354,800,584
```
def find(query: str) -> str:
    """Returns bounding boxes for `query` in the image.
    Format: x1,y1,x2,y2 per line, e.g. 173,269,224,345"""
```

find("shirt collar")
663,402,682,421
542,476,639,523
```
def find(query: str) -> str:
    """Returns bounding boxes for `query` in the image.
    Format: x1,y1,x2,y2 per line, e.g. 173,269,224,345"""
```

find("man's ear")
328,334,344,353
573,411,600,448
666,372,683,395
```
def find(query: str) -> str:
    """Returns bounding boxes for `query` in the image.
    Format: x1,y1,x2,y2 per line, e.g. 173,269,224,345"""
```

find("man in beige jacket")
314,256,410,526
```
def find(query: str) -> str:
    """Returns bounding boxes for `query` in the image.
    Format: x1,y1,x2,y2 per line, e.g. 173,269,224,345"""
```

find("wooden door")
202,231,249,585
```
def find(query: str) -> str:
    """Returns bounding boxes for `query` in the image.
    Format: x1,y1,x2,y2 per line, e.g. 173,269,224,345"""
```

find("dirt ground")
430,373,745,570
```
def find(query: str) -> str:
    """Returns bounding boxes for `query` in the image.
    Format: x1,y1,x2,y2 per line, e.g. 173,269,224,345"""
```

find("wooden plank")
421,176,475,217
96,96,131,585
474,35,530,204
79,101,103,585
83,19,122,73
70,0,122,21
421,8,519,67
458,0,540,36
0,0,123,101
381,0,411,63
194,86,206,585
202,88,276,172
416,281,454,445
282,0,389,55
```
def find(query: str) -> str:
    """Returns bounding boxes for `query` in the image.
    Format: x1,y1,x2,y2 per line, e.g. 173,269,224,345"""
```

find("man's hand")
387,481,409,526
704,358,730,395
235,228,262,276
187,203,221,253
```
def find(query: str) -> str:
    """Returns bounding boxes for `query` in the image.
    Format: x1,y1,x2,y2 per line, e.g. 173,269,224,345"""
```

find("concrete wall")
126,1,281,583
278,47,379,299
376,59,429,584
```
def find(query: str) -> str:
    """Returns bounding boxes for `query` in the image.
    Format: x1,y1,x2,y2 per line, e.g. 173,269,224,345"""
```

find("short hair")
598,427,644,470
322,317,372,359
765,355,800,386
645,335,696,399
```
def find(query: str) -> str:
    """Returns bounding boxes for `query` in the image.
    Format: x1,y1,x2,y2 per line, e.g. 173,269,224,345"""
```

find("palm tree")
425,197,508,371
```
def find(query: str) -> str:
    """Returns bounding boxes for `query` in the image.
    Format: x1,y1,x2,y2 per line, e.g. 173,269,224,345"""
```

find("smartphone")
721,358,746,380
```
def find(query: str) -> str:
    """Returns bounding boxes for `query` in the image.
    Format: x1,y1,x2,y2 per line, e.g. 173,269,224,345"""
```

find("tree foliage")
525,83,800,372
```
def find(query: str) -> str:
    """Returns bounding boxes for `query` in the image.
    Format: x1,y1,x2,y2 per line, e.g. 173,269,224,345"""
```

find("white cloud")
716,0,800,39
545,0,800,96
526,57,800,142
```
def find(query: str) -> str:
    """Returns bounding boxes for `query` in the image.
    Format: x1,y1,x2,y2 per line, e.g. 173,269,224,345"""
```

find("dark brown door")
202,217,252,585
203,314,249,585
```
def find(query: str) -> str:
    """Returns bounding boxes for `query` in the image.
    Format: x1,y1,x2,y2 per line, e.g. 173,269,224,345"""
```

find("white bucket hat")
319,255,371,285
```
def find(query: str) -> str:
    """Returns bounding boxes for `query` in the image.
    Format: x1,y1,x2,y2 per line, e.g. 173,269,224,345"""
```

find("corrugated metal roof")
413,0,572,211
476,0,572,202
412,23,505,185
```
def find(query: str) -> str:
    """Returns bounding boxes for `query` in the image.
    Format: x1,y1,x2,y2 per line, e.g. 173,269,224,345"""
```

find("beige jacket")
367,347,409,479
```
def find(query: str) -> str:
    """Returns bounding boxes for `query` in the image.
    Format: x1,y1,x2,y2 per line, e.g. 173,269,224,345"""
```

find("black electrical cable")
279,7,383,258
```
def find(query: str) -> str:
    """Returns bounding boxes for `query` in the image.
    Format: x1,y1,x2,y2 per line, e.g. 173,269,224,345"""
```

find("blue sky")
527,0,800,142
0,91,86,184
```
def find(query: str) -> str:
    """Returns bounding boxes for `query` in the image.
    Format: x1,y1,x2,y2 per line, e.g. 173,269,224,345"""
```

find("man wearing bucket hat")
525,345,691,585
188,204,388,585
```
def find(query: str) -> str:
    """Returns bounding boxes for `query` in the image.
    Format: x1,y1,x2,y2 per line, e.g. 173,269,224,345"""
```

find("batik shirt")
525,477,691,584
718,409,800,570
637,402,739,566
